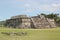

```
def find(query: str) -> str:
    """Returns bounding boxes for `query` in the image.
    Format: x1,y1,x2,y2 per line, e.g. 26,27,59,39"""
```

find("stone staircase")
31,15,52,28
46,18,56,28
31,18,41,28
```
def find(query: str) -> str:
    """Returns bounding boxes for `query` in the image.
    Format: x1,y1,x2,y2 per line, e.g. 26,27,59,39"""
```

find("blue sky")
0,0,60,21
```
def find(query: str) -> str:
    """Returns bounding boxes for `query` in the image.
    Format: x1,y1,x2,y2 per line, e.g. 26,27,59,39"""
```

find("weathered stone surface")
1,32,27,36
6,15,56,29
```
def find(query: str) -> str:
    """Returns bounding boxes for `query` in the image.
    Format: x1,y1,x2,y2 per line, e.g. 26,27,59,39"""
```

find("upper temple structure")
6,14,56,29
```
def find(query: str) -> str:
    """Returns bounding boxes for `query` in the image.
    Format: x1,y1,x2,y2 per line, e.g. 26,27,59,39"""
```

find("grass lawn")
0,27,60,40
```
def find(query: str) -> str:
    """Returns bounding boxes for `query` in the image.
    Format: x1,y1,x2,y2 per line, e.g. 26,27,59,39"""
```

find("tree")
40,13,47,17
41,13,59,19
46,13,59,19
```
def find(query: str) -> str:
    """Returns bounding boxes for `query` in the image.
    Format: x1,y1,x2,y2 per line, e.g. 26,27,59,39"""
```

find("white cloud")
24,4,31,7
15,0,32,2
15,0,60,13
52,4,60,7
38,4,60,12
23,7,36,13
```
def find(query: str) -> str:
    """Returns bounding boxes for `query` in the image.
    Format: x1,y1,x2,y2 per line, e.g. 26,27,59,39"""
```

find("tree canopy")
41,13,59,19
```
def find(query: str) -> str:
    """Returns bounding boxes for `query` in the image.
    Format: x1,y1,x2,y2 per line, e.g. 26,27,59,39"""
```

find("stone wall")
6,15,56,29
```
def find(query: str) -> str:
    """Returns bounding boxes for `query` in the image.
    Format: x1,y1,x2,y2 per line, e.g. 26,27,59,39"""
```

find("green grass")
0,27,60,40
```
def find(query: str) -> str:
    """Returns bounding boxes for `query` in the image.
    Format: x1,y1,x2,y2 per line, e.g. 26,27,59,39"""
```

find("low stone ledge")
1,32,27,36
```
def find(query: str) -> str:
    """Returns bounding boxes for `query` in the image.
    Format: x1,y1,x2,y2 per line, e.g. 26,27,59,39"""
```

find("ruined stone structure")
6,15,56,29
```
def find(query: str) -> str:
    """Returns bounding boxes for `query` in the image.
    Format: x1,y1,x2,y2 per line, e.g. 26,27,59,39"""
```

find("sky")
0,0,60,21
